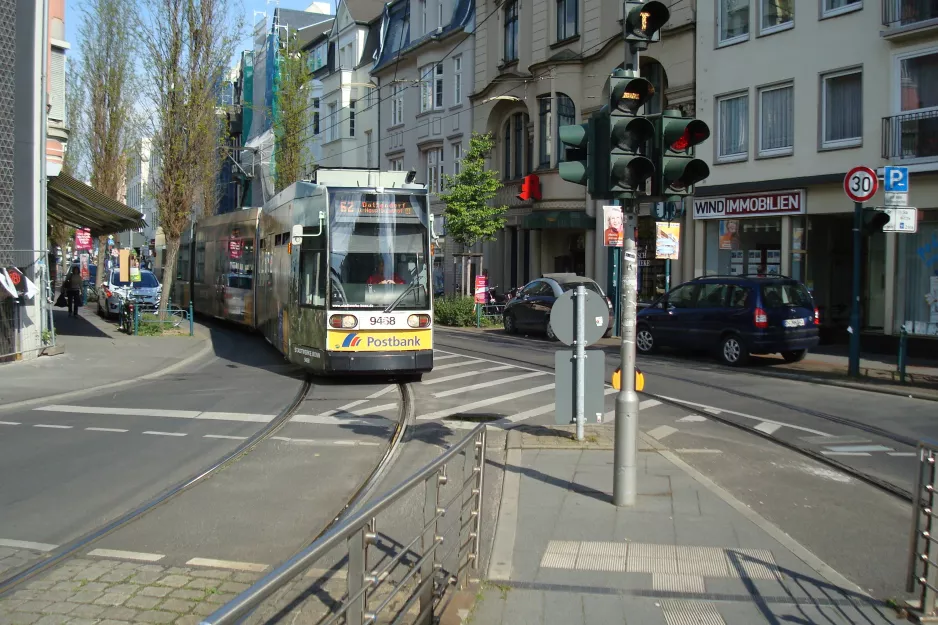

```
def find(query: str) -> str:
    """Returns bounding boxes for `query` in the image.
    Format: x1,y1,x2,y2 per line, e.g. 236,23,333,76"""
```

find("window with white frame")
349,100,356,138
821,70,862,148
421,64,443,111
718,0,749,45
716,93,749,160
389,158,404,171
452,142,462,175
366,131,373,167
328,101,338,142
759,84,794,156
453,56,462,104
391,84,404,125
438,0,444,28
899,50,938,114
760,0,792,33
822,0,860,18
434,64,443,109
504,0,519,62
426,148,444,193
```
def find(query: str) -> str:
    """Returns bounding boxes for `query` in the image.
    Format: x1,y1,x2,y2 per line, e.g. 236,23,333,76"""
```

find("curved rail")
0,377,313,598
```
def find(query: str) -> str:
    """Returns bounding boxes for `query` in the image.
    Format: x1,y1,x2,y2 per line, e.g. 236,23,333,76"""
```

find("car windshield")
761,282,813,309
328,191,430,310
111,272,159,288
559,281,605,297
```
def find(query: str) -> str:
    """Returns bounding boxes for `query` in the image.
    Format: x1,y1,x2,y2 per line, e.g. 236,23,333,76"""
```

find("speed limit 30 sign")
844,166,878,203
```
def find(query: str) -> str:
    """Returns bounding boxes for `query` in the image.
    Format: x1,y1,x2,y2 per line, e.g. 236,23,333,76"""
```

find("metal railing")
882,110,938,160
906,440,938,618
883,0,938,27
201,423,488,625
0,249,55,361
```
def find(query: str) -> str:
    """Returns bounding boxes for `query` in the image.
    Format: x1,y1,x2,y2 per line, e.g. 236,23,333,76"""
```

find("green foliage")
434,296,479,327
439,132,508,249
273,31,313,193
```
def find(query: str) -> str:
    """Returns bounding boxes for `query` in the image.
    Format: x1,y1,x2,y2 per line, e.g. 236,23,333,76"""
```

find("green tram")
174,169,435,376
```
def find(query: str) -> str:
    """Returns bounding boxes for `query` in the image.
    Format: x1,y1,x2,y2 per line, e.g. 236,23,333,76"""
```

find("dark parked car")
636,275,820,366
503,273,614,340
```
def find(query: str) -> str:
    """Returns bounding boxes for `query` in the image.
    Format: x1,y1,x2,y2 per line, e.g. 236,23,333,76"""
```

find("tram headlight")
329,314,358,329
407,314,430,328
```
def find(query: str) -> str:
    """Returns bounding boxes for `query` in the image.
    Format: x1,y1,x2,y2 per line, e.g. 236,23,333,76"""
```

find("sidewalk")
0,305,212,409
464,424,905,624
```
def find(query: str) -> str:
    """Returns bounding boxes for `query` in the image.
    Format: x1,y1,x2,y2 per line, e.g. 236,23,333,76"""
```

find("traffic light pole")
849,201,862,377
613,37,641,508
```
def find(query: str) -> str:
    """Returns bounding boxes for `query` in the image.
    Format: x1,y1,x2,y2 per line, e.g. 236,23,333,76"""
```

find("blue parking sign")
884,166,909,192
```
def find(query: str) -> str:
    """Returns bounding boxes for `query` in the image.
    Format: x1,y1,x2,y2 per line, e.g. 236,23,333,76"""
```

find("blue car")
635,275,820,366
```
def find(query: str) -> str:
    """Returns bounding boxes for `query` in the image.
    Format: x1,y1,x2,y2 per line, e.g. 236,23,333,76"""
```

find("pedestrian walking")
62,265,83,317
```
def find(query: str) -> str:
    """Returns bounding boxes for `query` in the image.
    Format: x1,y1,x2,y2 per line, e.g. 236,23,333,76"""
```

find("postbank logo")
329,330,432,352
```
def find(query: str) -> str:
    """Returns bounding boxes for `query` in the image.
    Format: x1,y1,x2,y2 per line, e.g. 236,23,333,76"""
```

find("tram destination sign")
333,194,426,222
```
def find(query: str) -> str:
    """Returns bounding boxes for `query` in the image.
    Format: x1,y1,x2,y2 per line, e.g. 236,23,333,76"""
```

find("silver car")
98,269,162,317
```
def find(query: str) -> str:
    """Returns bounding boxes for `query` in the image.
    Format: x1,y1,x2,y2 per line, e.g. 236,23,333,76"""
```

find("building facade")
471,0,696,299
690,0,938,343
371,0,475,294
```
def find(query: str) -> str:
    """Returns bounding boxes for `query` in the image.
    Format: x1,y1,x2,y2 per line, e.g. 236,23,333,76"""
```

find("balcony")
882,109,938,162
882,0,938,38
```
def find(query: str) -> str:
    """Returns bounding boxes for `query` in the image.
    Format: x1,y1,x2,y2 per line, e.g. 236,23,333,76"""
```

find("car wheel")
636,325,655,354
718,335,749,366
546,323,557,341
781,349,807,363
503,313,517,334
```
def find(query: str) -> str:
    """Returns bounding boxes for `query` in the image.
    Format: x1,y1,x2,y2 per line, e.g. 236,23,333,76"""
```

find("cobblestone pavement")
0,549,45,579
0,558,264,625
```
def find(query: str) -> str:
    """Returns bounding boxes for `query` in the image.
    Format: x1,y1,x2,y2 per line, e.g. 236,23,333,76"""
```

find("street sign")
884,166,909,192
885,192,909,208
549,288,610,346
844,166,878,203
882,207,918,233
555,349,606,425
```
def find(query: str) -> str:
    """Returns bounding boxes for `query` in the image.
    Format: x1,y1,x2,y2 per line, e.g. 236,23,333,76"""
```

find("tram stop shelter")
47,172,146,236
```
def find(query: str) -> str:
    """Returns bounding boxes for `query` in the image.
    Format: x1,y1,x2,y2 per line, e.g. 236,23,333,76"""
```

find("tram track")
0,379,416,598
435,335,917,503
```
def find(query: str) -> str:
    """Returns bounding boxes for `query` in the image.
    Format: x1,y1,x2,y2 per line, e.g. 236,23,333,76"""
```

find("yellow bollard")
612,367,644,392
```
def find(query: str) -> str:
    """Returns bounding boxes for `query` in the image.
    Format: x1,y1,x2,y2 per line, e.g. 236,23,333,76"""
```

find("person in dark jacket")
63,266,83,317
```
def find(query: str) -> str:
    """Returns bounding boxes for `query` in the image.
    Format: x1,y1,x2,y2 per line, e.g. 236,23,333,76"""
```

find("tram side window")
299,226,326,307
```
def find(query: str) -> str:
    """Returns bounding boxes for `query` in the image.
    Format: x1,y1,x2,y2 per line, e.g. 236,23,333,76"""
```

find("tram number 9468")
369,316,397,326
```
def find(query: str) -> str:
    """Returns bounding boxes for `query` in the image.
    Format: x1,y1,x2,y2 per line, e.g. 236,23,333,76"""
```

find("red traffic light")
517,174,542,201
669,120,710,152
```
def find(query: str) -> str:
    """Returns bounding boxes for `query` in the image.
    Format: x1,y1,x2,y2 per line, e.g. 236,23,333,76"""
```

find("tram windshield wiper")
383,263,427,313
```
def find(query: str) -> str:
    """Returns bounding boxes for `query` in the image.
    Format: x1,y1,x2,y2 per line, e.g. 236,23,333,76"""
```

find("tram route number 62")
844,166,878,203
370,316,396,326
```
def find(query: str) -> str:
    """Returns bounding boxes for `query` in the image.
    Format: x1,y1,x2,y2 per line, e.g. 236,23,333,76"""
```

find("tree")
439,132,508,294
272,31,313,193
61,64,87,180
77,0,138,292
142,0,242,315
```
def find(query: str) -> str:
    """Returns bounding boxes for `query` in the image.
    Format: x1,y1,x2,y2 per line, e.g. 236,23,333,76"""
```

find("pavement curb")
0,330,215,414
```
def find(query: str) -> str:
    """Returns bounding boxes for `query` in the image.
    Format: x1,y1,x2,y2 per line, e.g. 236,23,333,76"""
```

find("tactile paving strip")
661,600,727,625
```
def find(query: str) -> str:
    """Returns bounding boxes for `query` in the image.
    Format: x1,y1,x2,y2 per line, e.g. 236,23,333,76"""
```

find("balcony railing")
882,109,938,160
883,0,938,27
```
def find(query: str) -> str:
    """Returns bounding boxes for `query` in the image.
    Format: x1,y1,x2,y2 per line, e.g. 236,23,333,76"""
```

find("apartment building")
690,0,938,345
371,0,475,294
471,0,696,298
121,138,158,261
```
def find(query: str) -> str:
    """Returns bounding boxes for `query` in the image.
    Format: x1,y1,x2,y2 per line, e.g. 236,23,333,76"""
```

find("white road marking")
821,451,871,457
88,549,164,562
654,395,829,436
823,444,893,453
501,404,555,424
647,425,678,440
639,399,662,410
888,452,917,457
204,434,248,440
0,538,57,552
754,422,782,435
269,436,380,447
186,557,268,572
422,365,516,386
677,415,707,423
33,424,72,429
85,427,128,433
197,412,271,423
431,359,485,371
434,349,543,374
433,371,548,398
417,384,556,421
0,421,20,426
143,431,187,437
35,405,276,423
432,353,461,361
292,403,398,423
367,385,397,399
675,449,722,454
290,414,389,426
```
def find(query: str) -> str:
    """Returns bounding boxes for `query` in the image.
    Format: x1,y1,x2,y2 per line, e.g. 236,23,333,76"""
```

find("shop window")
705,217,783,276
898,216,938,336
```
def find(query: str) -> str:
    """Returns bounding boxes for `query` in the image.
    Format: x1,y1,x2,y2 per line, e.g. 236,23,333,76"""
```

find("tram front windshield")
329,191,430,311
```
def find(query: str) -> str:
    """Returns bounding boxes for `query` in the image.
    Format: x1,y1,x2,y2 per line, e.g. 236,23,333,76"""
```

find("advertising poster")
75,228,93,251
655,223,680,260
793,227,804,251
79,253,90,280
719,220,740,250
603,206,624,247
474,274,488,304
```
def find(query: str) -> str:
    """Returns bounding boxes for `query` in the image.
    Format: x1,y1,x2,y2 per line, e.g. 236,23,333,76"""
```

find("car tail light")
754,307,768,329
814,308,820,325
408,314,431,328
329,314,357,329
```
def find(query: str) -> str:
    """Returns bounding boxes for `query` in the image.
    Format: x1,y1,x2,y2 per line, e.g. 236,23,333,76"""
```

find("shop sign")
692,190,805,220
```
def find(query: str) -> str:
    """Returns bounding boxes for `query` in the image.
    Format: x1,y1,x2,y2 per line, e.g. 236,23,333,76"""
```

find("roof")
372,0,472,71
346,0,388,23
276,7,334,29
47,173,146,237
299,18,335,50
359,15,382,68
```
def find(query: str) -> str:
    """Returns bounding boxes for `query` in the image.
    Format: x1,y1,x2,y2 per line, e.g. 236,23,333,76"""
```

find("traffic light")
624,1,670,50
517,174,542,201
558,121,591,187
606,70,656,198
862,208,890,234
651,109,710,199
